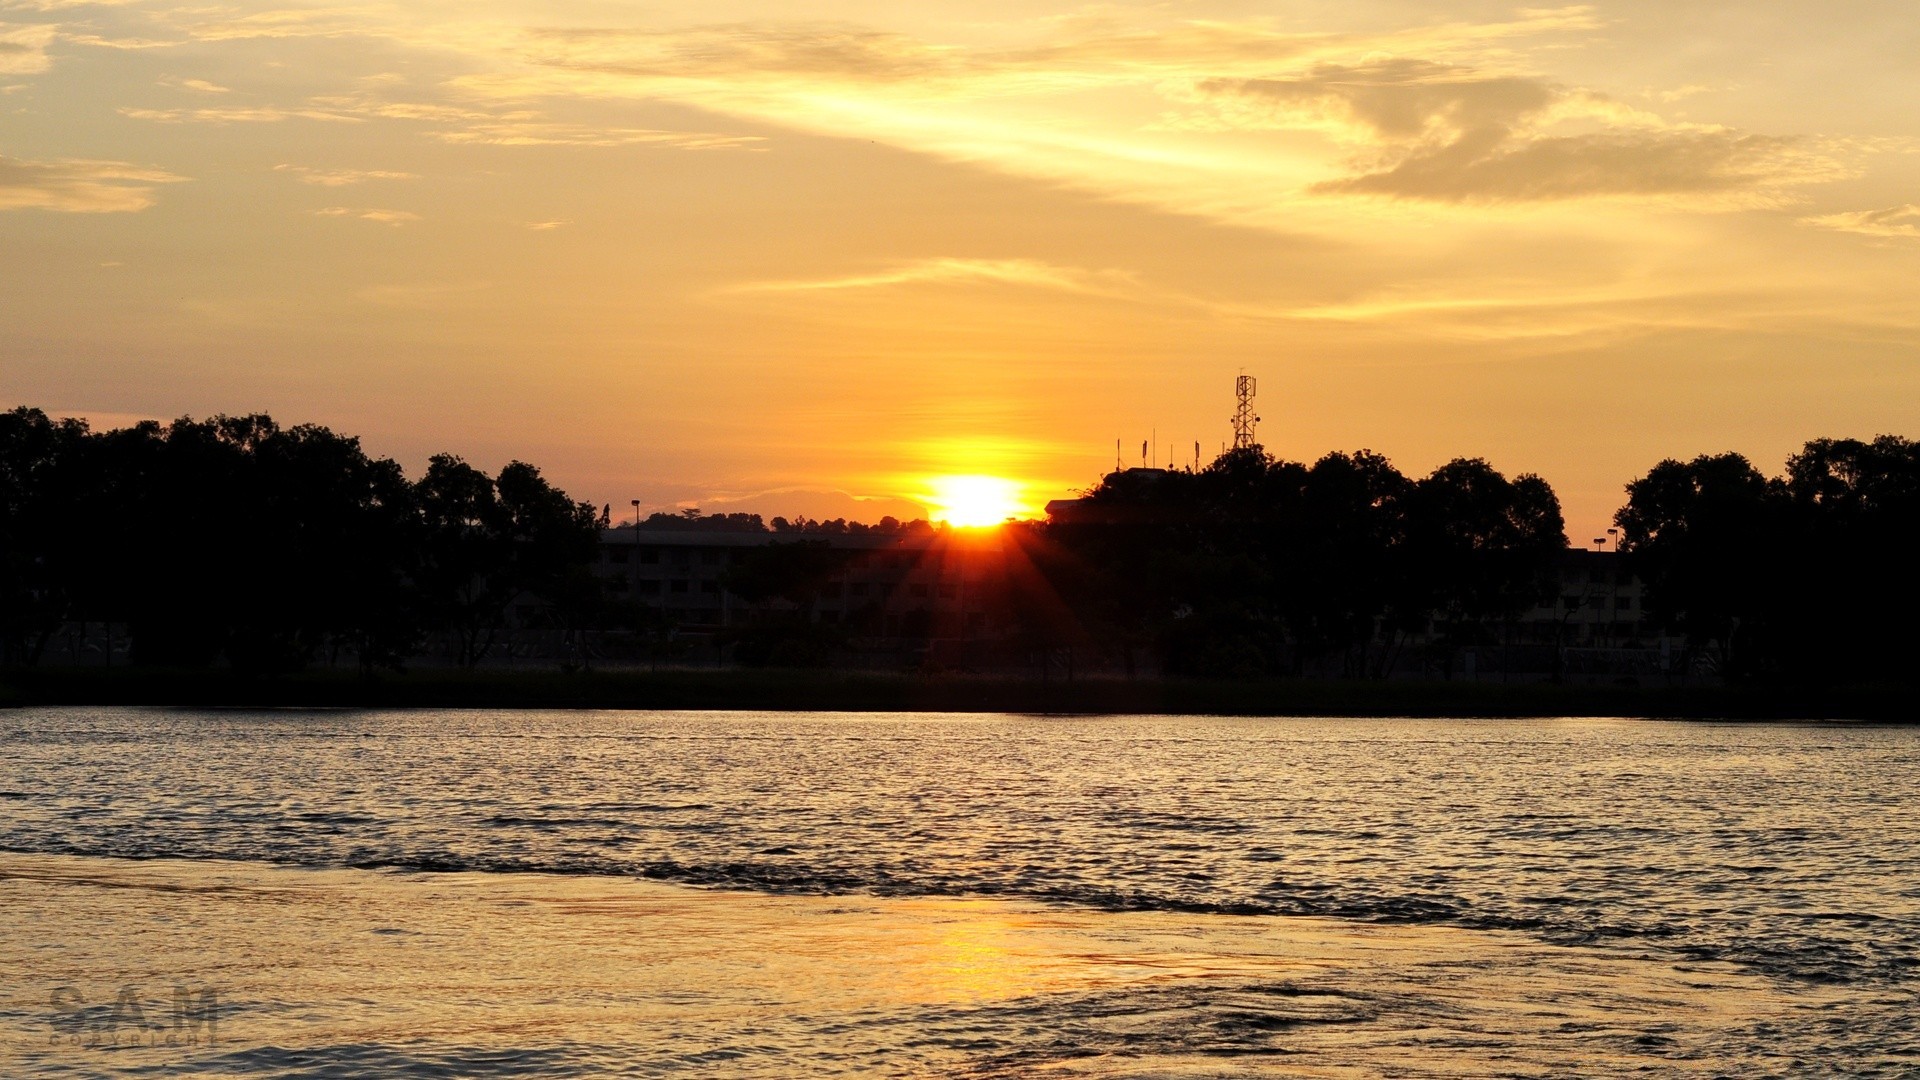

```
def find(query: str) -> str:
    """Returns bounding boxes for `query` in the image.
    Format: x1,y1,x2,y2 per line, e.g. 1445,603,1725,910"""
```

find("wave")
5,838,1903,988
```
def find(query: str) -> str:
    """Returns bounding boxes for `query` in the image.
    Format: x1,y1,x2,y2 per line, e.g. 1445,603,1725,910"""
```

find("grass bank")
1,666,1913,720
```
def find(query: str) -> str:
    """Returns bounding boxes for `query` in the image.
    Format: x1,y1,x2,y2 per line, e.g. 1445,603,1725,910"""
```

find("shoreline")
3,665,1913,720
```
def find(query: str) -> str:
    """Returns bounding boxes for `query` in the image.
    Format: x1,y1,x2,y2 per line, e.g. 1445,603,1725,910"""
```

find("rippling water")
2,708,1917,1075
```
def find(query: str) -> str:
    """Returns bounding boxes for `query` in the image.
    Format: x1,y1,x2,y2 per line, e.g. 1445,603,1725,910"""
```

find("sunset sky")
4,0,1917,536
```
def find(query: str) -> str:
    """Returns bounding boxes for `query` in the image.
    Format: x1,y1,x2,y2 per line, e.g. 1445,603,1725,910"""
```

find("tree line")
1027,436,1920,685
1025,448,1567,678
0,408,601,672
3,405,1915,685
1616,437,1920,684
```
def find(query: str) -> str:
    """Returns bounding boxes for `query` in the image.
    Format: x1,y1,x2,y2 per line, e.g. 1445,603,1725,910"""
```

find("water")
2,708,1916,1075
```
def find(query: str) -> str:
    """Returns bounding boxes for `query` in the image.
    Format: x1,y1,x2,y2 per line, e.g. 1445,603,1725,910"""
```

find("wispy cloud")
1645,84,1723,104
0,22,54,75
0,153,182,212
313,205,418,225
502,8,1603,90
274,163,416,185
51,4,1832,225
129,89,768,150
158,74,231,93
120,104,360,123
1317,128,1838,205
733,257,1133,296
1802,204,1920,240
1,0,148,10
381,8,1840,228
1190,59,1840,205
426,120,762,149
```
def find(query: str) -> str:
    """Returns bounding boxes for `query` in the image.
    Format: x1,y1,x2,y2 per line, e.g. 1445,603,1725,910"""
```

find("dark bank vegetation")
1030,437,1920,690
1032,448,1568,679
1616,438,1920,685
0,409,603,674
3,404,1918,698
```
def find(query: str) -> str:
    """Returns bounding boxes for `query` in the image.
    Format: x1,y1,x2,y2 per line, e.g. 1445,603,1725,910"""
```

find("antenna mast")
1231,374,1259,450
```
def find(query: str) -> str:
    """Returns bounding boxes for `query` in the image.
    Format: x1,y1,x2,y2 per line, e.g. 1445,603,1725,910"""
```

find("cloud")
275,163,416,185
120,104,361,123
509,8,1602,91
425,120,761,149
1802,204,1920,240
1317,127,1837,204
522,23,960,84
733,257,1132,296
0,0,144,9
313,206,418,225
160,76,232,93
122,72,764,150
0,154,182,212
36,6,1858,229
1195,59,1559,143
1195,59,1841,204
524,219,568,230
429,9,1835,226
1647,84,1722,104
251,91,765,150
0,22,54,75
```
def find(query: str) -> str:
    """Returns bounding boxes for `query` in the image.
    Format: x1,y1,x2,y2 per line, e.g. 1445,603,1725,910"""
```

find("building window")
609,547,630,564
700,580,719,594
639,580,662,595
937,582,957,599
640,546,660,564
702,549,722,566
670,580,689,594
607,578,629,593
910,583,929,598
850,582,870,598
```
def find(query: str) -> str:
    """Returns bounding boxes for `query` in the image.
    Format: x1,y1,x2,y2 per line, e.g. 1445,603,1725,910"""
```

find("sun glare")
928,475,1024,528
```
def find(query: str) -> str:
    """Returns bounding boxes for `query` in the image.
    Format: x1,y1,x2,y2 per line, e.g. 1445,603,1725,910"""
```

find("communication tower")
1231,374,1260,450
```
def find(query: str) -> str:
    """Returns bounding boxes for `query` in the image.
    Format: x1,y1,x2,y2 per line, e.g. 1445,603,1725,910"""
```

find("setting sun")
928,475,1024,527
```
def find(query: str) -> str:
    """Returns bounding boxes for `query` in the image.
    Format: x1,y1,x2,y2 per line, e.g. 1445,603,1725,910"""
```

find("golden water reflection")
0,852,1875,1077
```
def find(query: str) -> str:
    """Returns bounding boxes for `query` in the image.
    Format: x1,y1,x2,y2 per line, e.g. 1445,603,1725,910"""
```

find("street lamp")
1606,527,1623,648
641,499,656,664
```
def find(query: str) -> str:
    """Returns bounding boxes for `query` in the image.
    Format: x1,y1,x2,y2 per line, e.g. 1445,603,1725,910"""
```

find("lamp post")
1606,527,1622,647
631,500,643,665
1591,537,1607,649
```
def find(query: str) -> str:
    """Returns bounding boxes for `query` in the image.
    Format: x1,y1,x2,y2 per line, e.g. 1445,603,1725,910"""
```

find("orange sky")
4,1,1918,537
